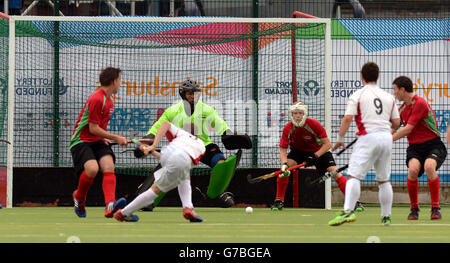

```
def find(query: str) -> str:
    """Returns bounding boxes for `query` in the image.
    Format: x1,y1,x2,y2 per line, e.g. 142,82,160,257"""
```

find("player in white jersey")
329,62,400,226
114,121,206,222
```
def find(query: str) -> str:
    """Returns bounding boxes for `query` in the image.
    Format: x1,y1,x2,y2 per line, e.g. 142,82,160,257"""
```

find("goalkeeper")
134,79,251,209
272,102,363,211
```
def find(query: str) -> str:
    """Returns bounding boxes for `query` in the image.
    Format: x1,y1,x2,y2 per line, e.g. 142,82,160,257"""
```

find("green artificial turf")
1,205,450,243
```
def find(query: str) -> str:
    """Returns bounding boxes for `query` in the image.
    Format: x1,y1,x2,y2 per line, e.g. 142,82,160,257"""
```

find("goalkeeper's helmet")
289,102,308,127
179,79,201,101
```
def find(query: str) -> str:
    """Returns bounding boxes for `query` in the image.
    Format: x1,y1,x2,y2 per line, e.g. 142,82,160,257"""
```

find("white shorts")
348,131,393,182
154,144,192,192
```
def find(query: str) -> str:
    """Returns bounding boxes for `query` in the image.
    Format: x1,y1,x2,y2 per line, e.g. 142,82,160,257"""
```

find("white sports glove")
279,163,290,178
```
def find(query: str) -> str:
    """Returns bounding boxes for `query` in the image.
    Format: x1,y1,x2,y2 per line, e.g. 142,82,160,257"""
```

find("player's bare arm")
150,121,172,148
332,115,353,151
88,122,128,146
140,143,160,159
392,123,414,141
141,121,172,158
390,118,401,134
316,137,332,157
279,147,293,177
279,147,288,164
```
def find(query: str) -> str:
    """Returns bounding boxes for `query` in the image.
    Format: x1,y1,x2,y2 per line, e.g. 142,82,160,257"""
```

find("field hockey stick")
120,147,161,154
309,138,357,185
310,164,349,185
247,162,307,184
335,137,357,156
0,139,10,144
109,138,154,147
117,138,156,154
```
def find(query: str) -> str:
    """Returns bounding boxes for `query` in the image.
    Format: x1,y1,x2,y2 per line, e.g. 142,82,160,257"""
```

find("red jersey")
399,94,440,145
70,88,114,148
279,118,327,152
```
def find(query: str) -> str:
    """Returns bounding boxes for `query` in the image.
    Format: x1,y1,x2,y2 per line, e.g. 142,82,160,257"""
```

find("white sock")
378,182,393,217
122,188,158,216
178,179,193,209
344,178,360,212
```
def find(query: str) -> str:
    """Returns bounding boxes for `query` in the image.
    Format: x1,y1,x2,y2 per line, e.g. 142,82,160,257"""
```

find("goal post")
4,15,331,208
291,11,332,209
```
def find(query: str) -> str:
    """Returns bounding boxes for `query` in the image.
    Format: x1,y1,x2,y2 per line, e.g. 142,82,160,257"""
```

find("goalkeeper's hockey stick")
247,162,307,184
310,164,349,185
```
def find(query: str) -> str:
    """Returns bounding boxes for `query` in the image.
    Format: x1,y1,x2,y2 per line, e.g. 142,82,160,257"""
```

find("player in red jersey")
392,76,447,220
70,67,128,218
271,102,360,211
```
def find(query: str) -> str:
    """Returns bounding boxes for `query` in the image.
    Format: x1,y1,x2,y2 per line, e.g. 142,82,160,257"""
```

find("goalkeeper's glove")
305,154,318,167
279,162,290,178
221,129,252,150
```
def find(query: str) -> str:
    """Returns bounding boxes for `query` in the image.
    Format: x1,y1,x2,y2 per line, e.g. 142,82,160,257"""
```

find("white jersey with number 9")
345,84,400,135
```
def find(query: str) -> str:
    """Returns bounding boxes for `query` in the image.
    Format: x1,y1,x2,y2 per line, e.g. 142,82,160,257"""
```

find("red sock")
335,175,347,194
276,176,289,202
102,172,116,205
428,177,440,208
407,178,419,209
75,171,94,201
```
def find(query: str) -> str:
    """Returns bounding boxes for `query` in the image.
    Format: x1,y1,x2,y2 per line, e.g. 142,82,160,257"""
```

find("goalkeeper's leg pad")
206,151,241,199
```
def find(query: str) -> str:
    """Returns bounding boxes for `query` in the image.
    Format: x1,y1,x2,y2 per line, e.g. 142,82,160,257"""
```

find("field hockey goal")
0,14,331,208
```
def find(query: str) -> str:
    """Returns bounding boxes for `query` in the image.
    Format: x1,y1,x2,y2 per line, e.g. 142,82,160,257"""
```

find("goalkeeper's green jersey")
146,100,229,146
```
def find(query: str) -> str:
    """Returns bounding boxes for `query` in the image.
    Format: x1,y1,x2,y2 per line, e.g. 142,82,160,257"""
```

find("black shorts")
406,137,447,177
287,150,336,175
200,143,224,167
70,140,116,176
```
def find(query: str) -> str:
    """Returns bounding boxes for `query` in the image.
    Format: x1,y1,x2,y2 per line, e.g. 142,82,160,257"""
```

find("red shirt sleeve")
86,96,103,125
279,122,292,148
407,98,428,127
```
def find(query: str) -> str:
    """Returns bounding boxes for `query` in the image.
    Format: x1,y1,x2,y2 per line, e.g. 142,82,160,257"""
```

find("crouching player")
114,121,205,222
272,102,363,211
